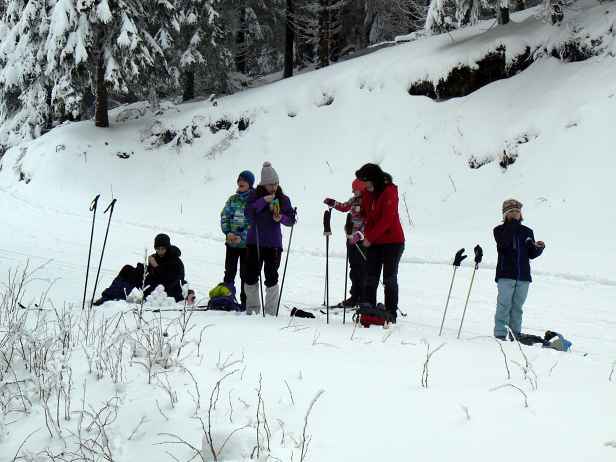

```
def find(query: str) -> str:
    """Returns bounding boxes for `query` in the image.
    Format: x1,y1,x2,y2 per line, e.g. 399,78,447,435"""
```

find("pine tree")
425,0,456,34
0,0,52,141
456,0,480,26
176,0,230,100
148,0,180,106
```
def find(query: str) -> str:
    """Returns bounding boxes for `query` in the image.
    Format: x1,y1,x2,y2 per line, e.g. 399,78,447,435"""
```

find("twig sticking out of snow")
490,383,529,408
284,379,296,407
494,339,511,380
421,341,446,388
609,361,616,382
507,327,538,391
300,390,325,462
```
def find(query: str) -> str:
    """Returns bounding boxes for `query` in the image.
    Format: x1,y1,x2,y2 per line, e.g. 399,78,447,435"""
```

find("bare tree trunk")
497,0,510,24
182,69,194,102
235,6,247,74
318,0,330,68
94,46,109,128
45,85,53,131
361,0,377,49
283,0,295,78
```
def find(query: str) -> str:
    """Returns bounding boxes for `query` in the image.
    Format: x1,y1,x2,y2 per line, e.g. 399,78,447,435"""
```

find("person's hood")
167,245,181,258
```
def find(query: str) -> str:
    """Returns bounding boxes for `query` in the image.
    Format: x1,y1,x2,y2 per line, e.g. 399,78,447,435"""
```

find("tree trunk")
283,0,295,78
497,0,510,24
94,49,109,128
361,3,376,50
550,0,564,24
513,0,526,11
182,69,194,102
318,0,330,68
235,7,247,74
45,85,53,131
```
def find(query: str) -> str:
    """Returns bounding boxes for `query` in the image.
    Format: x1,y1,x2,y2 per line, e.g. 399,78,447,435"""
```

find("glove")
350,231,364,245
453,248,467,267
323,198,336,208
474,245,483,264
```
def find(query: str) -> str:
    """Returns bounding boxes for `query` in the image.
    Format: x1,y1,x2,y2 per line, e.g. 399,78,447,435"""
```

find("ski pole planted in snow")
276,207,298,317
457,245,483,339
439,248,466,336
343,213,352,324
255,224,266,318
324,208,332,324
90,198,117,309
82,194,100,311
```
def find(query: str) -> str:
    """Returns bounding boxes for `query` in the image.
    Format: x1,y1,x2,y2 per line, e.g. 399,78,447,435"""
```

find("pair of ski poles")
439,245,483,338
323,211,367,325
81,195,117,311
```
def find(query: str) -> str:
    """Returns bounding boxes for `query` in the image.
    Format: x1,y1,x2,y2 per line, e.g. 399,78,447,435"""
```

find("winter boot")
244,283,261,315
264,285,279,316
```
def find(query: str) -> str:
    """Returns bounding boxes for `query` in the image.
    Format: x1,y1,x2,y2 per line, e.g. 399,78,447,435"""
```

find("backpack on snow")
207,283,243,312
353,303,395,328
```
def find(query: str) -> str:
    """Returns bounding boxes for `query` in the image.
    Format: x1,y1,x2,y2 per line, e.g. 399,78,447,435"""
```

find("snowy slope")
0,2,615,461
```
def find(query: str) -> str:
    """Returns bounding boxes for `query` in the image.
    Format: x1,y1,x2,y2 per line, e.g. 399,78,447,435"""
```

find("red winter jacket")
361,184,405,245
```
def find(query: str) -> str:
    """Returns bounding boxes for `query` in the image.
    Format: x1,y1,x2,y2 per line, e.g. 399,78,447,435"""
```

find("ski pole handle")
323,209,332,236
90,194,100,212
104,198,117,214
344,213,353,236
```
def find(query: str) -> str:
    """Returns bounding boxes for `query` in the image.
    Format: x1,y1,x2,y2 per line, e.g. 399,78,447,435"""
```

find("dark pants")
223,245,248,306
363,243,405,315
245,245,282,288
348,243,366,301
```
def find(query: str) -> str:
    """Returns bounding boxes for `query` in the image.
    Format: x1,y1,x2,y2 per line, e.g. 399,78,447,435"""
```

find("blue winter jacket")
494,220,543,282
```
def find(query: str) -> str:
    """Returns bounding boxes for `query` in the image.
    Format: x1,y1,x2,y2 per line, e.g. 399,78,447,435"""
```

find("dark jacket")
144,245,186,301
245,187,295,249
494,220,543,282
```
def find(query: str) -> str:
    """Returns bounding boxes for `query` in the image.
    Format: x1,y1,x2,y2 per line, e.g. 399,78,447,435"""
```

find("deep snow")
0,2,615,461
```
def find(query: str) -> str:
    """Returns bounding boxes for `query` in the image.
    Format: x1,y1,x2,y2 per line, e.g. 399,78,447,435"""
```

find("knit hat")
259,161,279,186
238,170,255,188
502,199,523,218
154,233,171,249
352,179,367,193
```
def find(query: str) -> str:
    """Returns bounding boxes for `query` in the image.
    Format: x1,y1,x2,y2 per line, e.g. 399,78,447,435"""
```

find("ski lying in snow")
133,305,210,313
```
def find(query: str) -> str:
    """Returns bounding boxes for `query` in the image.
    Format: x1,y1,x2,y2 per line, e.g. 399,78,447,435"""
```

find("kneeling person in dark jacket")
144,233,186,302
493,199,545,340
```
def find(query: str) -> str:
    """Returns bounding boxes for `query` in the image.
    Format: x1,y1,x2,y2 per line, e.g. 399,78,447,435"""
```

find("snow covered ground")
0,2,615,461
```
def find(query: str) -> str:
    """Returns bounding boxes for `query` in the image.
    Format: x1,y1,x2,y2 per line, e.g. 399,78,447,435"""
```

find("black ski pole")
90,198,117,309
439,248,466,336
457,245,483,339
82,194,100,311
324,208,332,324
255,224,265,317
276,208,297,317
343,213,352,324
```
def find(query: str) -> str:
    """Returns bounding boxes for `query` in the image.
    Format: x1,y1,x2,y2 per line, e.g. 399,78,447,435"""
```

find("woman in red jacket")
354,163,405,323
